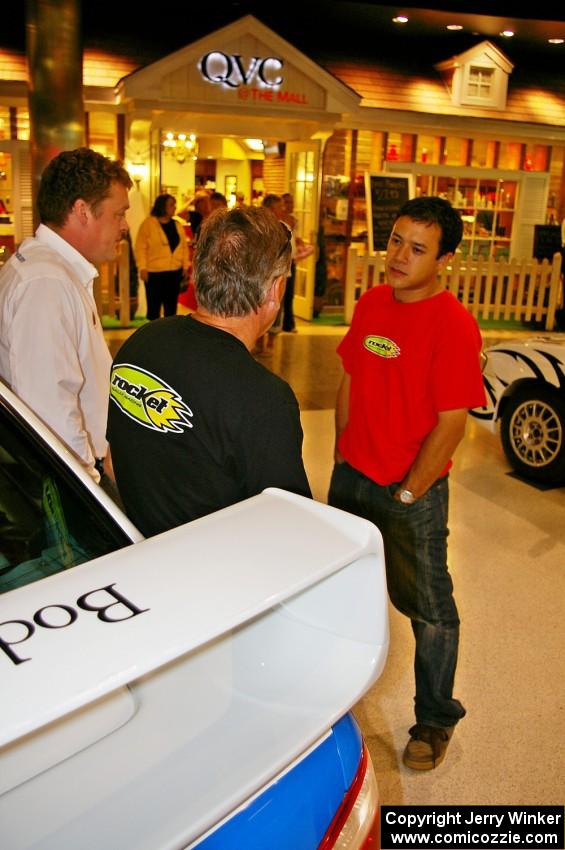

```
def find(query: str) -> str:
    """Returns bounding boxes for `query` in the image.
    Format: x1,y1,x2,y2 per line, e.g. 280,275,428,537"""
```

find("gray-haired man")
108,206,311,536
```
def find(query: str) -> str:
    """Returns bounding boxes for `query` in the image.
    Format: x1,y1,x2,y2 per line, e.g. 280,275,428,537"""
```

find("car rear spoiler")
1,488,388,750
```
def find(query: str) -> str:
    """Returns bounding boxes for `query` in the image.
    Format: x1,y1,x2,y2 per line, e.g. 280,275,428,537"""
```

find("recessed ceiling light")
447,24,463,31
392,16,408,24
548,38,564,44
500,30,515,38
244,138,264,152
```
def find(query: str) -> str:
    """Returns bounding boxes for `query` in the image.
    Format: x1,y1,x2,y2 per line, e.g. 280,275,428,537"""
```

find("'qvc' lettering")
200,52,284,89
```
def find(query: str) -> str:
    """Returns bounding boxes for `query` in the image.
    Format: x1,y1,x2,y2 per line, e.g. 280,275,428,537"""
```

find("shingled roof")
323,46,565,128
1,24,563,129
0,48,138,88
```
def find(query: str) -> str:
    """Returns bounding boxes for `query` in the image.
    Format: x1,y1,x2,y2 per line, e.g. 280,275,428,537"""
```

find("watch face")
399,489,416,505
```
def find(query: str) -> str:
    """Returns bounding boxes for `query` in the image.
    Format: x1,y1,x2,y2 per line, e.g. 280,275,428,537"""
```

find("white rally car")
0,380,389,850
470,336,565,485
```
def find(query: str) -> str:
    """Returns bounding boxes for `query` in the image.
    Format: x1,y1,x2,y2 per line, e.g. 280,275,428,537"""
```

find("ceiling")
262,2,565,68
3,2,565,71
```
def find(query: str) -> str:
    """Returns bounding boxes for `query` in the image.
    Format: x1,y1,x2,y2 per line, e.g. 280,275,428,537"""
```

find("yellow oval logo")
363,335,400,358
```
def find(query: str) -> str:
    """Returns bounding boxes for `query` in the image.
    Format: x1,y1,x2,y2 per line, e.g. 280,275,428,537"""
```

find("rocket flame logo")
110,365,193,433
363,335,400,358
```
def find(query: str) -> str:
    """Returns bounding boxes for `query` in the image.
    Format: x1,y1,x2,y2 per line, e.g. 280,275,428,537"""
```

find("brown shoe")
402,724,454,771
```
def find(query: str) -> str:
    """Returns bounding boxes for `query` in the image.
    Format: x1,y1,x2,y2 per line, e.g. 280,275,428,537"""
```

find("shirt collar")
36,223,99,285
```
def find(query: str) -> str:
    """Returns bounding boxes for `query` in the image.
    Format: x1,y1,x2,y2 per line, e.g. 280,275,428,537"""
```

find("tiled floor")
104,315,565,807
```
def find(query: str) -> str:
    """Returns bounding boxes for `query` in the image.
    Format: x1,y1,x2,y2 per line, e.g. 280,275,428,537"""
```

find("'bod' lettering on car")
0,584,149,665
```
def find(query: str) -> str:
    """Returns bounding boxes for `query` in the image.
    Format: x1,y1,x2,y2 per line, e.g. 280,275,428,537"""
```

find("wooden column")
26,0,85,228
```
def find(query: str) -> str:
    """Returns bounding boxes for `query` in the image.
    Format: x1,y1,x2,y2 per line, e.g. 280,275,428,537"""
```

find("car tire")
500,385,565,484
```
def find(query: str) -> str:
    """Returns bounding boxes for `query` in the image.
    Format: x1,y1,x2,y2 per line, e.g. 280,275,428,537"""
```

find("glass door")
285,140,320,320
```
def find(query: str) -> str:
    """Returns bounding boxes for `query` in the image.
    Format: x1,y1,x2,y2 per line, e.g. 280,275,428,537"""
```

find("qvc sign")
200,52,284,89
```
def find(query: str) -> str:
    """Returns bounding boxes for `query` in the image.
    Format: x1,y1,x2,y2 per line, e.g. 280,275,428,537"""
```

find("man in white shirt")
0,147,131,480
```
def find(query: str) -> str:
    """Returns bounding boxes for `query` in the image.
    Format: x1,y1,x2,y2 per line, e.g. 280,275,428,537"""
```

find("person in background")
280,193,314,333
281,192,298,333
178,191,211,240
108,205,310,537
178,193,227,314
134,193,189,321
262,193,285,219
0,147,131,482
280,192,314,332
209,191,228,211
256,193,288,354
281,192,297,230
328,196,486,772
313,226,328,318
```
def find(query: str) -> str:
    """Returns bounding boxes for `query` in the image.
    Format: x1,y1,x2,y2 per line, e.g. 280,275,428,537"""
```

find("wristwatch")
398,488,416,505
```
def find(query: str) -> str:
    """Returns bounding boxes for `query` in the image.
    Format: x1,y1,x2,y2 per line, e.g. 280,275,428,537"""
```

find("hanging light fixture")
161,132,199,164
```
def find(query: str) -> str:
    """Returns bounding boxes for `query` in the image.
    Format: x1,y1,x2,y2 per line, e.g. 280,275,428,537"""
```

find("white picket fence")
97,240,563,331
344,247,563,330
94,238,132,326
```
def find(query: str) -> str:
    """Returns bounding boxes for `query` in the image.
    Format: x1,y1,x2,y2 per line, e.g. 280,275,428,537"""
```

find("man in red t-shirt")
329,196,486,771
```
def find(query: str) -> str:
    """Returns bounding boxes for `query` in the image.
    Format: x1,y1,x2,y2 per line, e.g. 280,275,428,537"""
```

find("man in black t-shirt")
107,206,311,537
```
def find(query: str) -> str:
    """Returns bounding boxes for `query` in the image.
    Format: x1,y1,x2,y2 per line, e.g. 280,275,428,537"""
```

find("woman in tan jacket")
135,194,189,320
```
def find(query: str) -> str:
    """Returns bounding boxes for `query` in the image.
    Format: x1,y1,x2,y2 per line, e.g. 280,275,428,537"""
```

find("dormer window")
467,65,494,100
435,41,513,112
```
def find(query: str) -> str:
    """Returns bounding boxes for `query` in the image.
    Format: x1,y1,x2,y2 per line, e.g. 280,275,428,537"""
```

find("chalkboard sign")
365,173,415,253
533,224,561,262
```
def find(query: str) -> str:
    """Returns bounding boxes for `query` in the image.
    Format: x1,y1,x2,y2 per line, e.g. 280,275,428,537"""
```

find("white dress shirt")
0,224,112,477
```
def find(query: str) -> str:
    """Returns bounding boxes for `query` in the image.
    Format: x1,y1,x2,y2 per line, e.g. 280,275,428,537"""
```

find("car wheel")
500,386,565,484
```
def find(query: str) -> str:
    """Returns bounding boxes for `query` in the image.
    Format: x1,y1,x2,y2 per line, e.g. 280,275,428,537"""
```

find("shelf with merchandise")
434,175,518,260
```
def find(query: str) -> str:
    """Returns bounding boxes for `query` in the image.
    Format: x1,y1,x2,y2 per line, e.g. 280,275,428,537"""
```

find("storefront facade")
116,16,360,319
1,14,563,318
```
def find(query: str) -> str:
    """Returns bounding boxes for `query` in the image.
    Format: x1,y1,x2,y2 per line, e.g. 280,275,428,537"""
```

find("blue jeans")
328,461,465,729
